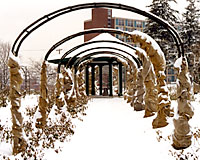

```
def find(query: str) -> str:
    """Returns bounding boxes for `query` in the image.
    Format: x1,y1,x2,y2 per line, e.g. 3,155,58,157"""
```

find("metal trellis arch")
11,2,184,58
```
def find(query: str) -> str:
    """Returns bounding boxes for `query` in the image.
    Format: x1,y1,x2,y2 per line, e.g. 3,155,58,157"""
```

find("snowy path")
44,97,175,160
1,95,200,159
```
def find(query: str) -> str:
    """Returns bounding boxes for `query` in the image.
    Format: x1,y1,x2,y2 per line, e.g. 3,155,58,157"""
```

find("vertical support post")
118,62,123,96
91,64,95,95
99,65,103,95
124,66,126,91
85,65,89,96
109,62,113,96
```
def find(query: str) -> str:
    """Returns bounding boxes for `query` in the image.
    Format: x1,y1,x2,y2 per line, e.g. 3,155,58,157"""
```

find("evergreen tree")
181,0,200,53
180,0,200,80
144,0,179,65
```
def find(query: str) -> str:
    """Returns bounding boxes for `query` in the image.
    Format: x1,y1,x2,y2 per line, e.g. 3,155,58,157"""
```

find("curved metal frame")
73,51,138,72
45,28,137,61
12,2,184,58
57,46,140,72
59,39,138,61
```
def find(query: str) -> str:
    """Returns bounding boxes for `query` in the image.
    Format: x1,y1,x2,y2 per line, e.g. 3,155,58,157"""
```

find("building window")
136,21,142,28
125,36,131,42
168,68,174,74
108,18,111,27
108,9,111,17
143,22,146,28
116,19,119,25
134,21,136,27
118,26,124,31
118,19,124,26
118,34,124,41
167,76,176,83
127,20,133,27
125,27,133,32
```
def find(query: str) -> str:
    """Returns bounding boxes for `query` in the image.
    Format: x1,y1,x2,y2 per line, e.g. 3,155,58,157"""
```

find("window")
142,22,146,28
125,27,133,32
108,18,111,27
136,21,142,28
116,34,124,41
118,34,124,41
118,26,124,31
108,9,111,16
167,76,176,82
127,20,133,27
125,36,131,42
168,68,174,74
118,19,124,26
116,19,119,25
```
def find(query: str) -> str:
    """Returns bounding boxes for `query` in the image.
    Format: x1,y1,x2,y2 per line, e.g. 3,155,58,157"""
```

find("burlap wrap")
131,68,145,111
135,50,158,117
55,74,65,109
76,68,88,105
172,57,193,149
8,57,27,155
125,60,137,104
36,61,48,129
61,67,88,117
132,33,171,127
193,82,200,94
152,70,171,128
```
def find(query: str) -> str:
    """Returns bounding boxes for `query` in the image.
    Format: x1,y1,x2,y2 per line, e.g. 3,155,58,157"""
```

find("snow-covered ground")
0,94,200,159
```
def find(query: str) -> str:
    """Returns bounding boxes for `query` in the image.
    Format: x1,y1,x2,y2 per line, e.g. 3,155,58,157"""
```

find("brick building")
84,8,176,83
84,8,146,45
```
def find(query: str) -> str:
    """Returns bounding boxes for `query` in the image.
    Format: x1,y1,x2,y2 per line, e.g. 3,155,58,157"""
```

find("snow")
9,51,21,64
48,33,138,62
1,93,200,159
65,68,74,99
131,30,166,64
160,85,170,93
174,57,182,70
59,73,64,79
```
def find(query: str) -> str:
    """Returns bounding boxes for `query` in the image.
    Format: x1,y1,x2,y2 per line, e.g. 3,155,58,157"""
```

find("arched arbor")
11,2,184,58
8,2,193,155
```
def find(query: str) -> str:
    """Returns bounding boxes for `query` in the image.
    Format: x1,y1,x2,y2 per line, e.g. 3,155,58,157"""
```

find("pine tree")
180,0,200,80
144,0,179,65
181,0,200,53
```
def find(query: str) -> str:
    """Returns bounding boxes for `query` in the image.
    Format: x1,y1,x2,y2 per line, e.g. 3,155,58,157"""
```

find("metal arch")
57,46,140,72
67,47,139,67
72,51,137,71
58,39,138,62
44,28,134,61
12,2,184,58
58,39,141,65
57,49,138,73
75,54,126,68
67,46,139,67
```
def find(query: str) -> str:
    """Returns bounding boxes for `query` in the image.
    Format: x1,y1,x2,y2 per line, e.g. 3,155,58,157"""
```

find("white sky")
0,0,188,65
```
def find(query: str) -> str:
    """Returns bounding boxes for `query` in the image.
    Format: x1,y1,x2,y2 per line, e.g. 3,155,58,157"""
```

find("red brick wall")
84,8,111,42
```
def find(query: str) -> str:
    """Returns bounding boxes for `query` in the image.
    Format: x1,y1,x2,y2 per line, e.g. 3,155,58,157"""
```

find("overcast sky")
0,0,188,64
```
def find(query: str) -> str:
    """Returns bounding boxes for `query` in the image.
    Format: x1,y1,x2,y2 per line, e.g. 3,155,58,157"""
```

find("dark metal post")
109,62,113,96
85,65,89,96
118,62,123,96
124,66,126,91
91,64,95,95
99,65,103,95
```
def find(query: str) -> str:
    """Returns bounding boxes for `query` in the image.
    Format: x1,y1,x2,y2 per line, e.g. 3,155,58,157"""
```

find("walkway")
44,98,175,160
